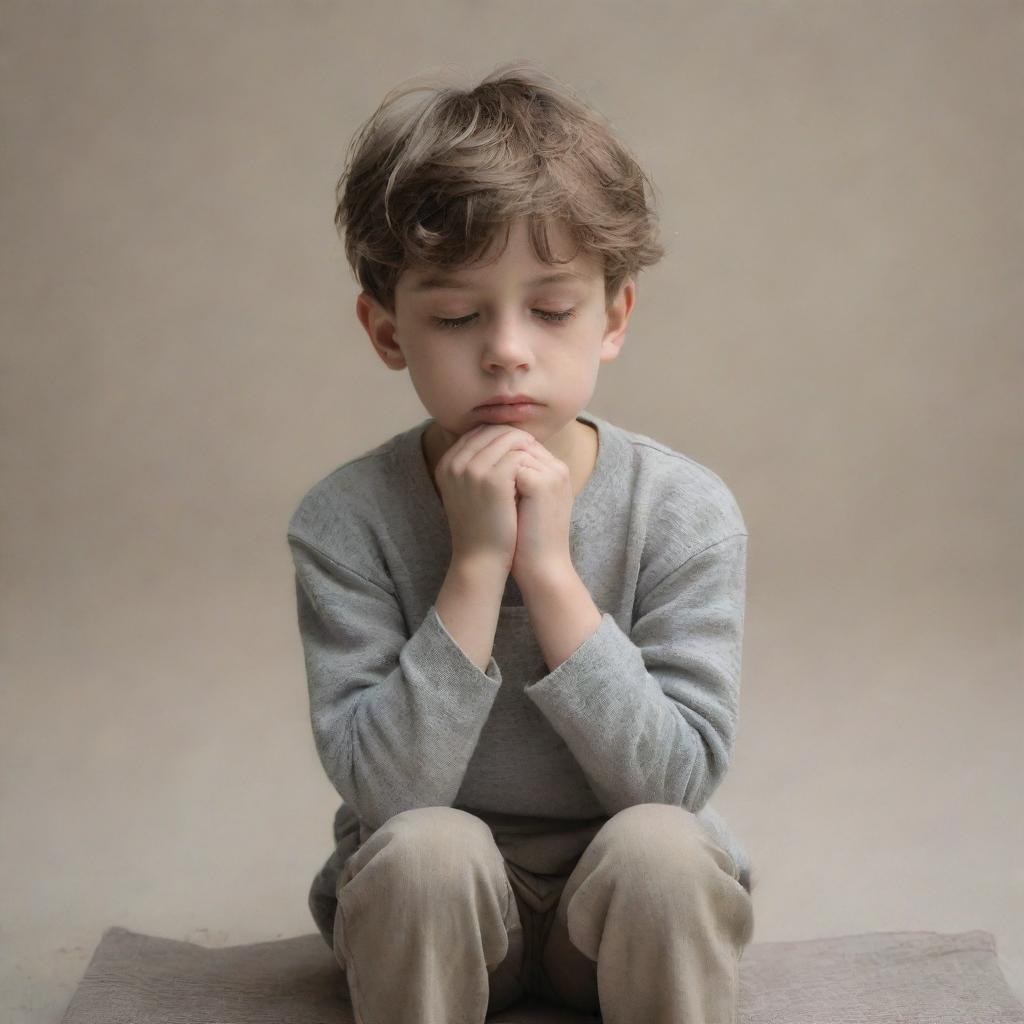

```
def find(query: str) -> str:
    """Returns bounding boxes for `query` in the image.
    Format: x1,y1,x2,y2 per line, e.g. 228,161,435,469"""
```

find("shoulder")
285,431,404,580
618,421,746,538
604,420,746,577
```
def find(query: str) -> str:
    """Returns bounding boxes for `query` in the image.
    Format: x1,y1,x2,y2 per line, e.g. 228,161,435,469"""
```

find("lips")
474,401,542,421
477,394,537,407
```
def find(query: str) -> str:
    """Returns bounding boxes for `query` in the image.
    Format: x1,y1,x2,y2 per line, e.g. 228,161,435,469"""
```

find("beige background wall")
2,2,1021,1020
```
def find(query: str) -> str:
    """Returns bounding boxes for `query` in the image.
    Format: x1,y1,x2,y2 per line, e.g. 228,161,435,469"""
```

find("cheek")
417,350,472,389
558,332,603,367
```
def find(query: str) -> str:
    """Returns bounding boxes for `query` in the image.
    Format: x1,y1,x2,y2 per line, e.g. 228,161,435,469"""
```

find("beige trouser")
332,802,755,1024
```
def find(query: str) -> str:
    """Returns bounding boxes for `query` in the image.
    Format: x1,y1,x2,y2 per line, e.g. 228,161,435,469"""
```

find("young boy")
287,61,755,1024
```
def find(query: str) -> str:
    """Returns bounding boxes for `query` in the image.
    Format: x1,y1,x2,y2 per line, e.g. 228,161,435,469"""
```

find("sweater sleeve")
523,532,748,815
288,535,504,830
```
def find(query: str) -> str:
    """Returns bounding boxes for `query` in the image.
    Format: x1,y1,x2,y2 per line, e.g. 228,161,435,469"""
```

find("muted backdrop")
2,2,1021,1021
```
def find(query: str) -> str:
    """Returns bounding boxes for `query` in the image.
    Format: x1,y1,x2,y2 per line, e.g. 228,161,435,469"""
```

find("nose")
480,313,534,372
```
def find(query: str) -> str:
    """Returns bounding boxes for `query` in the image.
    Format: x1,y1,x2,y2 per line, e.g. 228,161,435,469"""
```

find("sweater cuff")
409,605,503,718
523,611,632,717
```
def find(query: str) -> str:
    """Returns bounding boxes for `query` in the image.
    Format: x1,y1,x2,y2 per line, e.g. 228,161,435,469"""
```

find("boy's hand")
433,424,536,573
510,439,575,588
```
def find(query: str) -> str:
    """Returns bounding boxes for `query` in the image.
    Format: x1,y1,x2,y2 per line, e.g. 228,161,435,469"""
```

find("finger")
519,438,549,461
494,447,536,482
513,455,544,487
514,452,544,471
452,427,538,477
436,425,500,475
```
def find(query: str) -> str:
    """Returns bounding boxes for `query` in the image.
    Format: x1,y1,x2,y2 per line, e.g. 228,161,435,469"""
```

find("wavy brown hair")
334,61,666,316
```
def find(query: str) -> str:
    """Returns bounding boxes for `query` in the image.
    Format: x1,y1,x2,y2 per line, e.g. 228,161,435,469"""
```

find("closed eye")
432,309,577,330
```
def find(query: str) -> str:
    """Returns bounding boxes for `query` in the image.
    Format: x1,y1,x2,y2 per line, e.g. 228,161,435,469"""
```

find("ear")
356,291,406,370
600,278,635,363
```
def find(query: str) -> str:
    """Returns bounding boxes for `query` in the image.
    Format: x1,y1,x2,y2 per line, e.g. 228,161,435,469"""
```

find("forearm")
522,535,748,814
434,555,508,672
290,538,505,829
518,559,604,671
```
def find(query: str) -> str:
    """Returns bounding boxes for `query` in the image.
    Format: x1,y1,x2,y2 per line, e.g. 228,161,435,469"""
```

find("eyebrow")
409,270,590,293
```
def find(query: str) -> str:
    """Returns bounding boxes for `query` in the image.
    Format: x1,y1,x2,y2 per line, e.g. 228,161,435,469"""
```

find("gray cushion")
59,925,1024,1023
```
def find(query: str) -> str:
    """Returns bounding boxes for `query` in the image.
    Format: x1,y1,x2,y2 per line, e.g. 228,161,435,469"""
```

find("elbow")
686,729,732,812
312,717,363,817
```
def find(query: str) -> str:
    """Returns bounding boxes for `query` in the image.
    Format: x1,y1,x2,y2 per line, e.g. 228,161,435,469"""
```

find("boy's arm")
433,555,509,673
522,532,748,815
288,534,504,831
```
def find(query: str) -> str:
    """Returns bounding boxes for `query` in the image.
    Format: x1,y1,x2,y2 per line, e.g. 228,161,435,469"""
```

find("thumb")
514,458,537,497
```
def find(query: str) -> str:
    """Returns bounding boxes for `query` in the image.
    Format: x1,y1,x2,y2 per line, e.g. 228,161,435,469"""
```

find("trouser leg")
543,803,755,1024
332,806,526,1024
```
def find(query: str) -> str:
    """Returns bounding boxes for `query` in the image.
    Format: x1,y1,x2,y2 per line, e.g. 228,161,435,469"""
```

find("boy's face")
357,217,634,445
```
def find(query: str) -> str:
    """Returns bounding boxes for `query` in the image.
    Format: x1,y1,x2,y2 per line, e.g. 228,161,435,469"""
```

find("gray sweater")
287,409,753,949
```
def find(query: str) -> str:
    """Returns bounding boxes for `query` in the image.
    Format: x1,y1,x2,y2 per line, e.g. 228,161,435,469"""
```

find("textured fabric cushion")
60,925,1024,1023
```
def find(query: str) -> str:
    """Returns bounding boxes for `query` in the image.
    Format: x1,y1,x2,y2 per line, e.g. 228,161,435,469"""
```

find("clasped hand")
508,427,575,587
438,422,574,587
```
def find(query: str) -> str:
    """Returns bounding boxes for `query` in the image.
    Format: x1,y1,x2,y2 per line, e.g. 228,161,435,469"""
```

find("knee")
594,803,729,882
368,806,499,891
600,802,702,848
384,805,495,854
